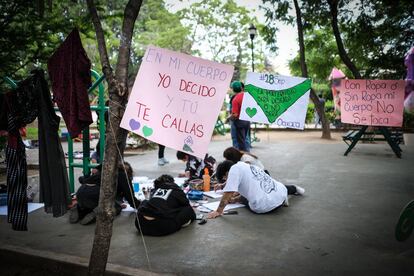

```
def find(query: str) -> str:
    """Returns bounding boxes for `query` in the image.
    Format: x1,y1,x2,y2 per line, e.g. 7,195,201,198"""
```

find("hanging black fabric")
35,70,71,217
0,70,71,230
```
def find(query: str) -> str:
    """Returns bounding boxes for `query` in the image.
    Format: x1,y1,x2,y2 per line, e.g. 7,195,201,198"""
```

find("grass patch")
26,127,38,140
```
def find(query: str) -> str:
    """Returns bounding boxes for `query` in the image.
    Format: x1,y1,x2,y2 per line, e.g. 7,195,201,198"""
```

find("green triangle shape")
245,79,311,123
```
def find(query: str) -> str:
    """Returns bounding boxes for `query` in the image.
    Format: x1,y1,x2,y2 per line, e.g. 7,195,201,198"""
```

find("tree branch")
327,0,361,79
86,0,115,84
115,0,143,96
293,0,308,78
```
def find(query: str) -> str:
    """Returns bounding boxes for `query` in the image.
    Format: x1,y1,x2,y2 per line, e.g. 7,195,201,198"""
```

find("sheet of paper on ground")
0,203,44,216
203,190,223,199
120,46,234,158
201,201,245,212
340,79,405,127
239,72,311,130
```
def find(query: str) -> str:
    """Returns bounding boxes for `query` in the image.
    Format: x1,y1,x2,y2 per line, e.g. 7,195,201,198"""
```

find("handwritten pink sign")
340,79,405,127
120,46,234,158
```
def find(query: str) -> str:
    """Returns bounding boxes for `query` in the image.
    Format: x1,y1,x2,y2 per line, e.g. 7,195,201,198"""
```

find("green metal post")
82,127,91,176
3,77,17,89
67,134,75,193
80,71,106,177
90,70,106,162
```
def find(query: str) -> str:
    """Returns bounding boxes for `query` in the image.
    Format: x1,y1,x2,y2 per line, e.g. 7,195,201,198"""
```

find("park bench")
342,128,404,146
342,126,403,158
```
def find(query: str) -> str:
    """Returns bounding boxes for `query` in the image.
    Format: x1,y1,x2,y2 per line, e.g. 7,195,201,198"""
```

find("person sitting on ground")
135,174,196,236
176,151,216,180
207,160,305,219
69,161,140,225
90,140,102,174
223,147,265,170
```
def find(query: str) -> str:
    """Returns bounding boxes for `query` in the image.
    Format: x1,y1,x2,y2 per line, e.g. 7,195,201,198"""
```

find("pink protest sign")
120,46,234,158
340,79,405,127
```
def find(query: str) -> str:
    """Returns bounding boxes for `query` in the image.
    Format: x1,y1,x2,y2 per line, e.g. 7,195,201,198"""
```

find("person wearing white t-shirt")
207,161,305,219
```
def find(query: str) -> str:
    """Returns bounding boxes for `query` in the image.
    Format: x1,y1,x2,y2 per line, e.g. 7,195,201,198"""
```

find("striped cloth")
6,115,28,231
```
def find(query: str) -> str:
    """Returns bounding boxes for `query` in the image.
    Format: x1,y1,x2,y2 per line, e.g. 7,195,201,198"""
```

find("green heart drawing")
245,79,311,123
245,107,257,118
142,126,153,137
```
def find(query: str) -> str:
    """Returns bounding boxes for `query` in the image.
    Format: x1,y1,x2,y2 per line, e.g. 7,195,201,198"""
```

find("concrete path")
1,131,414,275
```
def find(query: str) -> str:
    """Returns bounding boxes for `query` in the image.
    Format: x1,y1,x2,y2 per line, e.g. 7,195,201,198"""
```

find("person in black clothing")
135,174,196,236
176,151,216,180
69,161,140,225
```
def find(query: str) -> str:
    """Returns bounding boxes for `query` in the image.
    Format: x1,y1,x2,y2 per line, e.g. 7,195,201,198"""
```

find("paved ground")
1,131,414,275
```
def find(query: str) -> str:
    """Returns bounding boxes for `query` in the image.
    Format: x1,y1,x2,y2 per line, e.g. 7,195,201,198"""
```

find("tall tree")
326,0,361,78
293,0,331,138
261,0,331,139
85,0,143,275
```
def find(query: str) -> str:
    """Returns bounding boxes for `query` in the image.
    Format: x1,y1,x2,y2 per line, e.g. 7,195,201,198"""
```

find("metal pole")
251,38,255,72
251,37,258,144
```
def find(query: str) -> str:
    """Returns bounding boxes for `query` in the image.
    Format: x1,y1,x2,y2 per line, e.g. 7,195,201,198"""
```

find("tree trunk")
293,0,331,139
328,0,361,79
86,0,143,275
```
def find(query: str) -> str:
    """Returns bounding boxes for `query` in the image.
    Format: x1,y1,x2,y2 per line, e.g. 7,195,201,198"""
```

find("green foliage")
341,0,414,79
178,0,266,78
261,0,413,80
0,0,92,88
26,127,38,140
1,0,191,90
297,0,413,79
403,111,414,130
306,100,335,123
288,27,351,83
260,0,293,53
312,82,332,100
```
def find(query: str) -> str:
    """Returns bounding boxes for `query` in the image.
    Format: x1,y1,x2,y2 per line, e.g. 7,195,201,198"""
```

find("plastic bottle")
203,168,210,192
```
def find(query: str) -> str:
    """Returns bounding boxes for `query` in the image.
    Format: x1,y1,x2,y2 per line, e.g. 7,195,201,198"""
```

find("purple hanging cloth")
404,47,414,98
47,28,93,138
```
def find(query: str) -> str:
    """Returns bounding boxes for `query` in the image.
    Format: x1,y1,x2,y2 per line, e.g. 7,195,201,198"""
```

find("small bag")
187,190,203,201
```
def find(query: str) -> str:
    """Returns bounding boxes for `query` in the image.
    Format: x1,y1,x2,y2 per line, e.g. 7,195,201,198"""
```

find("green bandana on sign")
245,79,311,123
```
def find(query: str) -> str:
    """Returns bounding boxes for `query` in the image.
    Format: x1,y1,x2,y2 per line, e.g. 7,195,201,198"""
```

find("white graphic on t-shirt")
152,188,172,200
250,165,277,194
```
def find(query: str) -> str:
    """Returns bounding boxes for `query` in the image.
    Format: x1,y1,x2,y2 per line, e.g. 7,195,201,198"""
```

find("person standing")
158,144,169,166
228,81,250,152
314,95,325,128
227,83,240,149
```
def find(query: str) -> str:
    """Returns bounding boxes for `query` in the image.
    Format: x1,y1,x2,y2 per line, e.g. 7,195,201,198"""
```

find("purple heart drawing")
129,119,141,130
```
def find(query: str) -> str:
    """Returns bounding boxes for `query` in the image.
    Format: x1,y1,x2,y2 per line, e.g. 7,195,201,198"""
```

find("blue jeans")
230,121,239,148
234,119,250,152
